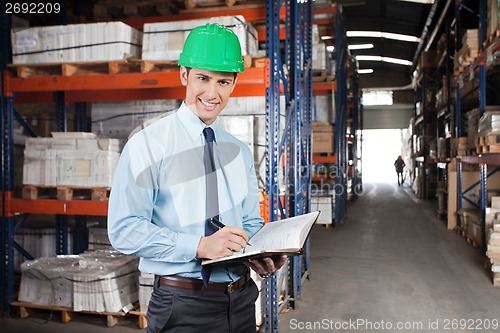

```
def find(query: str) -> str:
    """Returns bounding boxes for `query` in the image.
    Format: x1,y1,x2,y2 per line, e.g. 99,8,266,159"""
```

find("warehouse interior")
1,0,500,332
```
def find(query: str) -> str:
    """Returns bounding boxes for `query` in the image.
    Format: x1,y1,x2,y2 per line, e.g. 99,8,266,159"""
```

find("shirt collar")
177,102,218,143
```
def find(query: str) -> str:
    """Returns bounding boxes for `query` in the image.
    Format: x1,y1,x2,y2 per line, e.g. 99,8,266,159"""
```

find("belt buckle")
227,280,236,293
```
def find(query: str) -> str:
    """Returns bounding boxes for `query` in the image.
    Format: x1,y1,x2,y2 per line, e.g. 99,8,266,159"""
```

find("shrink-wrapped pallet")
142,15,258,61
12,22,142,64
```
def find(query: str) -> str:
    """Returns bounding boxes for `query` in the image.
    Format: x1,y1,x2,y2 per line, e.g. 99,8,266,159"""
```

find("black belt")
157,272,250,293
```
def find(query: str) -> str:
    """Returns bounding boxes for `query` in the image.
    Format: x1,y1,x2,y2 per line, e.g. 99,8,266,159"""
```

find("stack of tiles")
88,227,112,250
18,250,139,312
18,256,82,308
72,250,139,313
12,22,142,64
91,100,181,141
142,15,258,61
23,133,121,188
138,273,155,313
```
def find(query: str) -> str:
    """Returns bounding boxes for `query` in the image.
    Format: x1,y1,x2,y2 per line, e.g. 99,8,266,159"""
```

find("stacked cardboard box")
487,0,500,38
312,122,334,154
486,205,500,285
142,15,258,61
18,250,139,312
454,29,479,73
23,133,121,188
12,22,142,64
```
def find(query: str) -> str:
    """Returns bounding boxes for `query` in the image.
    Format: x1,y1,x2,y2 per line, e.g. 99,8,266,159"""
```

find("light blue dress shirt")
107,102,264,282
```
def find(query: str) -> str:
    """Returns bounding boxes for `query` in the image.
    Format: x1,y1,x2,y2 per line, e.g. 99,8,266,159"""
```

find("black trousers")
146,276,259,333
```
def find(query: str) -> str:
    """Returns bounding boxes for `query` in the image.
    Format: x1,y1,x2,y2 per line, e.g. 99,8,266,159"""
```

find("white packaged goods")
13,227,73,273
91,100,181,140
12,22,142,64
88,227,112,250
18,250,139,312
142,15,258,61
313,42,327,70
313,95,335,124
23,133,121,187
311,196,334,224
218,96,286,186
139,273,154,313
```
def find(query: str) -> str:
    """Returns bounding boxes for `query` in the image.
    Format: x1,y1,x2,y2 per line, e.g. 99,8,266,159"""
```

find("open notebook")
202,211,321,266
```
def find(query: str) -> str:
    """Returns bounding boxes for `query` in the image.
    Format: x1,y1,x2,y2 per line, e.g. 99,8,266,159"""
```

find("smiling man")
107,23,286,333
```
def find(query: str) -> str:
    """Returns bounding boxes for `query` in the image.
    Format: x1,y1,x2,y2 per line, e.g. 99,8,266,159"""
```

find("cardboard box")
312,123,334,154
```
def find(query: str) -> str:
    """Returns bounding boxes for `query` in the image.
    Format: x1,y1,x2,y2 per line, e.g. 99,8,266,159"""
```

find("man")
394,155,405,186
108,23,286,333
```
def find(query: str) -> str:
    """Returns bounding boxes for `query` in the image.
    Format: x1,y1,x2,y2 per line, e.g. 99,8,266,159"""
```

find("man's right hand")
196,227,249,259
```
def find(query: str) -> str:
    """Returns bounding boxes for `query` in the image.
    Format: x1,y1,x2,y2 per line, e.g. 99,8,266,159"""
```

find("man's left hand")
246,255,287,278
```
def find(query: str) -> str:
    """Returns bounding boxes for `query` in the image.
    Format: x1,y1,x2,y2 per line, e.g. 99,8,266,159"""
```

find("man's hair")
185,67,237,80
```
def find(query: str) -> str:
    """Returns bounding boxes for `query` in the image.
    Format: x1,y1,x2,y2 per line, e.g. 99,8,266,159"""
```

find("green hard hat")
178,23,245,73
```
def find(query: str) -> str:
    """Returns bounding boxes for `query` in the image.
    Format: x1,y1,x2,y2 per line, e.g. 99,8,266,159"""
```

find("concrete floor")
2,182,500,332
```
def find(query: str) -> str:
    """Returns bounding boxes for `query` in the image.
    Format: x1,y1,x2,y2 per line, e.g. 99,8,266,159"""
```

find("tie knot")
203,127,215,143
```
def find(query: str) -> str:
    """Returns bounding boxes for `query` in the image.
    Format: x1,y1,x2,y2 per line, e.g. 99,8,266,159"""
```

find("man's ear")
179,66,188,86
230,76,238,93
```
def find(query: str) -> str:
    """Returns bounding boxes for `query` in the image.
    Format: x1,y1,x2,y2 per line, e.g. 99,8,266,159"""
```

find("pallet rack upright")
334,3,349,224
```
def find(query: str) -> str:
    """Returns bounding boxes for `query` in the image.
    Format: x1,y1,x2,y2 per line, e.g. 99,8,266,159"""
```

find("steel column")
264,0,282,331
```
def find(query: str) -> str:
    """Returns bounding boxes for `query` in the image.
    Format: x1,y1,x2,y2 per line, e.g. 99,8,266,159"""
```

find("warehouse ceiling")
332,0,480,90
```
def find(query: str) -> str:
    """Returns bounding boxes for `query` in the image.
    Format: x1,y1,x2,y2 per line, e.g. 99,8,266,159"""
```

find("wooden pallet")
11,59,143,78
22,185,110,201
11,57,267,78
311,70,334,82
93,0,180,20
184,0,264,9
129,309,148,329
11,301,128,327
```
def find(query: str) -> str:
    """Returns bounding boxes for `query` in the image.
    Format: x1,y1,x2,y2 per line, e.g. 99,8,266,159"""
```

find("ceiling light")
321,36,333,40
356,55,413,66
326,45,335,52
347,31,420,43
398,0,434,4
358,69,374,74
348,43,374,50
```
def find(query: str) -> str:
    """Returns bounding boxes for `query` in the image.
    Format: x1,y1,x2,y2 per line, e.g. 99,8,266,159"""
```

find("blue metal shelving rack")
1,11,14,318
334,3,348,225
264,1,313,331
456,0,500,254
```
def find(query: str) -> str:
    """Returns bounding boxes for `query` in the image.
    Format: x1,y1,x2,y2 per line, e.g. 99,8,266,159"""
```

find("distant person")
394,155,406,186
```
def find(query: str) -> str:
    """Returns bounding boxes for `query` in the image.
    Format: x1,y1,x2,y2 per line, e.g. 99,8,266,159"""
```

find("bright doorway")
362,129,408,183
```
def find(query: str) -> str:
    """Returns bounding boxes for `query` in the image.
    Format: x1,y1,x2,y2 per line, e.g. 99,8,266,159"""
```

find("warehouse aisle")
3,182,500,333
278,182,500,333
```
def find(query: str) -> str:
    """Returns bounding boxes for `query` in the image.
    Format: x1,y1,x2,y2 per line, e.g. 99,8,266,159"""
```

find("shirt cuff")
172,233,201,262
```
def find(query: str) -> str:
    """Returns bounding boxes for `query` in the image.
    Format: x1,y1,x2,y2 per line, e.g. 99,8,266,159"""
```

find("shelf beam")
9,198,108,216
7,67,267,93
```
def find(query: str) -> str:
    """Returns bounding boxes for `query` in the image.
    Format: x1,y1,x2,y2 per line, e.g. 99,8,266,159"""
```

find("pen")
211,217,252,246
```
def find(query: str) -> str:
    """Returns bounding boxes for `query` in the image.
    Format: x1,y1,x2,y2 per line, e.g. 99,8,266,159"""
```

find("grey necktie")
201,127,219,286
